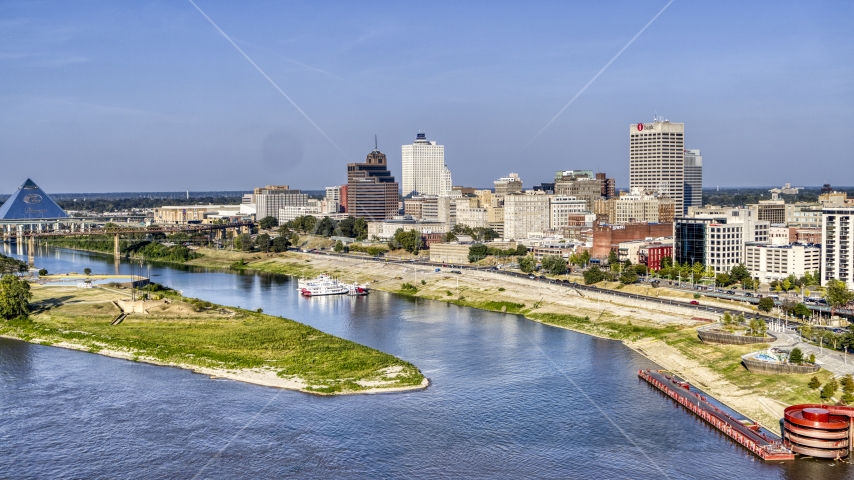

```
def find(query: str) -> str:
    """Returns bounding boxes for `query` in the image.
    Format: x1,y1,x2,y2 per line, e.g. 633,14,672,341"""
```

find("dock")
638,369,795,461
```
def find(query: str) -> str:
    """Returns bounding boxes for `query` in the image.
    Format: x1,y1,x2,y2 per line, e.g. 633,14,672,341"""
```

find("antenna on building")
375,135,378,151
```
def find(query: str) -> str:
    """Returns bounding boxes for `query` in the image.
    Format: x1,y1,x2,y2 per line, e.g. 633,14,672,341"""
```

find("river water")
0,246,848,479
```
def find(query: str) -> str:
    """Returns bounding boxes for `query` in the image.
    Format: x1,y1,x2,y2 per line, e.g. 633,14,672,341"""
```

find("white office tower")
402,133,451,197
629,119,685,216
822,207,854,289
683,149,703,215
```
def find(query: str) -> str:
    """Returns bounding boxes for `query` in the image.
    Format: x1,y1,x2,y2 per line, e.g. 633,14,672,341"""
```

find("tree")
258,216,279,230
757,297,775,312
515,244,528,256
619,268,639,284
791,303,811,319
314,216,337,237
353,218,368,240
730,264,750,284
579,250,590,267
271,236,291,253
748,318,767,337
583,265,605,285
256,233,271,253
841,374,854,394
235,233,254,252
715,273,731,287
443,231,458,242
468,244,489,263
633,264,648,276
789,347,804,364
808,376,822,390
660,256,673,269
290,232,301,246
518,255,536,274
84,268,92,276
541,255,568,275
607,249,618,267
0,275,32,319
334,240,345,253
820,379,838,401
826,279,854,310
721,312,735,331
38,268,48,276
388,229,423,254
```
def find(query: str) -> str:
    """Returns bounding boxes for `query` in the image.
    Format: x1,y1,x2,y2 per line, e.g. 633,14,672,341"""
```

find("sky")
1,0,852,193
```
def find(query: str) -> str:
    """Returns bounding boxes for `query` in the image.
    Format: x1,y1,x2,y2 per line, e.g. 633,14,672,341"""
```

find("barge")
638,369,795,461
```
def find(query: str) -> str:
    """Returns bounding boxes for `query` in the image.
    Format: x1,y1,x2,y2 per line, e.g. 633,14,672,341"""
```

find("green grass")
1,298,423,394
528,312,680,340
663,329,835,405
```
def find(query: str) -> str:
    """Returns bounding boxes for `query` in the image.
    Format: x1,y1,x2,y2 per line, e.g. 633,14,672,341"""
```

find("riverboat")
298,274,369,297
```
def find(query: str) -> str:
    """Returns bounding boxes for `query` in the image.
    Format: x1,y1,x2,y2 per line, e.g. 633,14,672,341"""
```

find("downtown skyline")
1,1,853,192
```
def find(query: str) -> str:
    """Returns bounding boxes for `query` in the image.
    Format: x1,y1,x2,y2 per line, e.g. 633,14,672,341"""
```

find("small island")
0,275,427,395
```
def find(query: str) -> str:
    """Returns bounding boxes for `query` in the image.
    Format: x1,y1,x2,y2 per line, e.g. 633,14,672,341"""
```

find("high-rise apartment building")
596,172,616,199
347,147,399,221
822,207,854,289
683,149,702,214
629,120,685,215
401,133,451,197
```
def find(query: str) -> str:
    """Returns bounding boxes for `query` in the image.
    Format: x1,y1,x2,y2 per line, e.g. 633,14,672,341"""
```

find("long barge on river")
638,369,795,461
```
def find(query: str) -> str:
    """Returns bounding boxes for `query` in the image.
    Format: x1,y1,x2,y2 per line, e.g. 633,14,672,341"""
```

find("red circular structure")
784,405,854,459
637,123,644,131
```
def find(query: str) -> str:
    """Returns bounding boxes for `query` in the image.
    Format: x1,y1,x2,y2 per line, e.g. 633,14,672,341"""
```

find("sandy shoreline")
2,333,430,395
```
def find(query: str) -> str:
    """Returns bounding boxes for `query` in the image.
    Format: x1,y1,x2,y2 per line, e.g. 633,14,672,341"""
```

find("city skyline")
1,1,852,193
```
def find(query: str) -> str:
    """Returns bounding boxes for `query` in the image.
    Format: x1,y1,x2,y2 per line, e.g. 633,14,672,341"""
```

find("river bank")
179,247,835,433
0,283,428,395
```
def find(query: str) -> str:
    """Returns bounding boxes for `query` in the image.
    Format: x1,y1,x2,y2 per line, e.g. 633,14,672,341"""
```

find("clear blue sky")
1,0,852,193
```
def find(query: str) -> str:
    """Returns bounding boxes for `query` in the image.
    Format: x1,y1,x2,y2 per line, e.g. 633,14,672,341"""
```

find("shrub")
841,374,854,393
420,279,426,285
808,376,822,390
38,268,48,276
498,287,505,292
400,283,418,294
583,266,605,285
809,353,816,364
789,348,804,364
693,293,701,299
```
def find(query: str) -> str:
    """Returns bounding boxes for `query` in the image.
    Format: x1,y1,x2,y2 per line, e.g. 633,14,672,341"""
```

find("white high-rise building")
629,119,685,216
822,207,854,289
683,149,703,215
402,133,451,197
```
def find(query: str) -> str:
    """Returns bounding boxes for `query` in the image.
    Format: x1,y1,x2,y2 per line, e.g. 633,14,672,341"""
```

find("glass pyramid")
0,178,68,219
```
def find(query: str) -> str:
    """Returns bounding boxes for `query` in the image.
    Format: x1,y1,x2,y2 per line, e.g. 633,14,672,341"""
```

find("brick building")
591,222,673,259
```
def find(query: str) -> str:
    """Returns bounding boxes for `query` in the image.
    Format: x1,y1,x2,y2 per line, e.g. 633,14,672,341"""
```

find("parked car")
690,300,700,305
726,290,735,295
744,292,754,297
450,270,462,274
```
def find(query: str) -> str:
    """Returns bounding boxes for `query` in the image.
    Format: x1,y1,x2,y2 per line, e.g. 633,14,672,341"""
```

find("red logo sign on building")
637,123,644,131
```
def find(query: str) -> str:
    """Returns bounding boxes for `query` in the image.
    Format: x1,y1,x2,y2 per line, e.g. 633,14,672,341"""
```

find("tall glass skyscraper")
683,149,703,215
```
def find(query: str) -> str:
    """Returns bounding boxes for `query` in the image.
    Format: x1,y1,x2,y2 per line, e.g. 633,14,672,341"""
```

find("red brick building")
640,245,673,271
592,222,673,259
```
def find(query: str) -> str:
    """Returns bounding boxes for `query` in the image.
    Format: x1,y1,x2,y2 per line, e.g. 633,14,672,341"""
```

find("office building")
592,222,673,259
594,188,675,224
503,191,551,240
255,186,308,220
549,196,588,230
750,200,786,225
347,147,400,221
746,243,822,283
554,170,602,210
402,133,451,197
596,172,616,199
675,210,770,273
683,149,702,214
822,207,854,289
494,173,523,196
629,119,685,216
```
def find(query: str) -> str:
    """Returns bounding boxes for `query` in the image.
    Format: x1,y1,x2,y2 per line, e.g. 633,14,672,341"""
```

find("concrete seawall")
742,357,821,375
698,329,775,345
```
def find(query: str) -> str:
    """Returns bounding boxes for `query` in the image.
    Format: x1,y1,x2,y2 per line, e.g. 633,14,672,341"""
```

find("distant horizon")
1,184,852,200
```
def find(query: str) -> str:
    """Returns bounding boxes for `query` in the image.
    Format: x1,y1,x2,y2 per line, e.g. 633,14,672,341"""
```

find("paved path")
770,328,854,377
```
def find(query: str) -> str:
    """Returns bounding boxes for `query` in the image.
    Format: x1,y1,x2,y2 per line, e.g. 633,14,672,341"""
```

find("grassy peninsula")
2,284,426,394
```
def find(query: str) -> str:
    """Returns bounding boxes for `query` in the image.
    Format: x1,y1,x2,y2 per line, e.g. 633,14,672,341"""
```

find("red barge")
638,369,795,461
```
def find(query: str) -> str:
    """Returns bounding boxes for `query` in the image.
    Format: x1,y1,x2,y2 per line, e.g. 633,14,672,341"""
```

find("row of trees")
445,224,500,243
809,374,854,404
258,215,368,241
0,254,28,275
233,232,291,253
467,243,529,263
